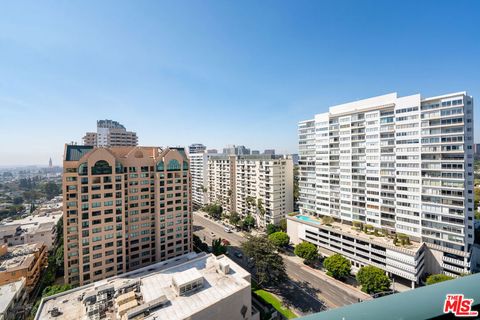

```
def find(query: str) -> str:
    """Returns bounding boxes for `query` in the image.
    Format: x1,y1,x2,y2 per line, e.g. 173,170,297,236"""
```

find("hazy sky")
1,0,479,166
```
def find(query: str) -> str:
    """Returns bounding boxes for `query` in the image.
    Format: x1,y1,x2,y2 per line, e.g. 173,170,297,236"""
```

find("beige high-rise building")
207,155,293,227
82,119,138,147
63,144,192,286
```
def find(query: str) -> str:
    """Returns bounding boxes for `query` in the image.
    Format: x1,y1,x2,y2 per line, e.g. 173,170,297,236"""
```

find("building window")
156,161,165,171
78,162,88,175
167,160,180,171
183,161,189,170
92,160,112,175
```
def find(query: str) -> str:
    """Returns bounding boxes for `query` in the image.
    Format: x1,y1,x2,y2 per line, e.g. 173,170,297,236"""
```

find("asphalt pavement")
193,211,364,314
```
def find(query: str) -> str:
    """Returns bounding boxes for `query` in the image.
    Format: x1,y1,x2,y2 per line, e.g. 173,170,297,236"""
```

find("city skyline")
1,1,479,166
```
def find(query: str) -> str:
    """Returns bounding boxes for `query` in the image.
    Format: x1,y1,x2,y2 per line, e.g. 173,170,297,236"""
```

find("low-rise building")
0,278,27,320
0,211,62,250
35,252,257,320
0,243,47,292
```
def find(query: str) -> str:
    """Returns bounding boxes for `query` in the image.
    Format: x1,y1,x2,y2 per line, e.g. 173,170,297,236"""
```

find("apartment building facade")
293,92,477,285
207,155,293,227
189,152,208,208
207,155,236,213
0,243,47,292
188,143,207,154
63,145,192,286
83,119,138,147
235,155,293,227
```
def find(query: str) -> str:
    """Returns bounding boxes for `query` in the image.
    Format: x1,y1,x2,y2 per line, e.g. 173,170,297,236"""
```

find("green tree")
193,235,209,253
243,214,255,230
356,266,391,294
268,232,290,248
13,196,24,205
323,254,351,280
322,216,333,225
43,181,60,200
294,242,319,262
257,198,265,216
204,204,223,219
426,274,454,285
241,235,286,286
279,218,287,232
266,224,280,235
212,238,228,256
229,211,241,226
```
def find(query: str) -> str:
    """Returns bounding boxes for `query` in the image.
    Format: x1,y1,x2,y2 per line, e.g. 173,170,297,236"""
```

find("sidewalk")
283,254,372,301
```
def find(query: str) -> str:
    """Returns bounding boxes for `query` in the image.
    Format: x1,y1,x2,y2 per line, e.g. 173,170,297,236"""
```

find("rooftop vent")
172,268,204,296
216,260,230,275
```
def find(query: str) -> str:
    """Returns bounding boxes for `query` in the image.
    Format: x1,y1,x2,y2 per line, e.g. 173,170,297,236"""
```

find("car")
203,214,208,218
234,252,243,259
224,227,232,233
210,231,216,237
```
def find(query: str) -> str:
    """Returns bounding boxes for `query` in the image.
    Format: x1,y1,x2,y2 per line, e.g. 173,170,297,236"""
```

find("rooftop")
0,278,25,315
0,211,62,236
36,252,251,320
289,214,423,254
0,243,44,271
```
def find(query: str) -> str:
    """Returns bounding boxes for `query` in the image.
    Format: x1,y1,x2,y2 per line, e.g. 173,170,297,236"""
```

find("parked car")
224,227,232,233
234,252,243,259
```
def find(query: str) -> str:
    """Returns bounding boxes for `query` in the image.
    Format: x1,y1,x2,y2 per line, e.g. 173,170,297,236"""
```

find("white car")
224,228,232,233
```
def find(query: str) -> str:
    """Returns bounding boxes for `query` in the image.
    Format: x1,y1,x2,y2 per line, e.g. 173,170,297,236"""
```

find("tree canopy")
193,234,209,253
243,214,255,230
212,238,228,256
294,242,319,262
203,204,223,219
356,266,391,294
229,211,241,226
426,274,454,285
268,231,290,248
323,254,351,279
241,235,286,286
266,224,280,235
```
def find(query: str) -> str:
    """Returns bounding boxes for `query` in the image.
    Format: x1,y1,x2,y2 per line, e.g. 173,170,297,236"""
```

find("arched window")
183,161,189,170
91,160,112,175
115,161,124,174
156,161,164,171
167,159,180,171
78,162,88,176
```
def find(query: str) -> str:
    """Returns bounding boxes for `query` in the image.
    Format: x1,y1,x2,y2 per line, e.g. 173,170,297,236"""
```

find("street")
193,212,364,315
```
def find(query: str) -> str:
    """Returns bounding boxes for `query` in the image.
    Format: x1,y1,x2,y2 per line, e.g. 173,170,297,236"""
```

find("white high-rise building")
290,92,478,287
190,152,209,208
235,155,293,227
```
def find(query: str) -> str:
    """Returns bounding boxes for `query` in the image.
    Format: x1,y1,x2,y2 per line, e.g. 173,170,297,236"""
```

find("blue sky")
0,1,479,165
